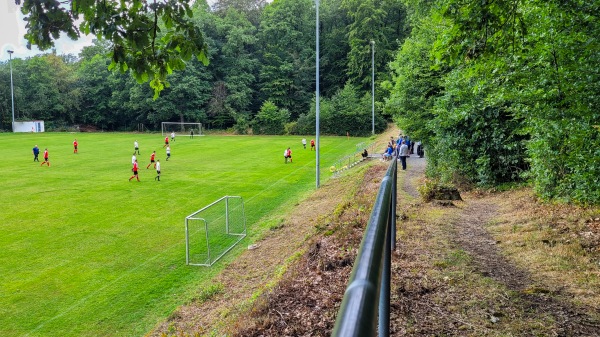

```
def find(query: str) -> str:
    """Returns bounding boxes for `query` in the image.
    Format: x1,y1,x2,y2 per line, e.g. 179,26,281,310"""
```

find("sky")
0,0,219,62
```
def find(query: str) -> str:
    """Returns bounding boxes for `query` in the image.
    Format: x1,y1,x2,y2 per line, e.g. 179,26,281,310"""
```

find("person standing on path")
398,140,409,170
40,148,50,167
155,160,161,181
32,145,40,162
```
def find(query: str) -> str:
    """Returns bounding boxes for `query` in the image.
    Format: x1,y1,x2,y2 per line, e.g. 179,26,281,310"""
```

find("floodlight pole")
315,0,320,188
370,41,375,135
8,50,15,132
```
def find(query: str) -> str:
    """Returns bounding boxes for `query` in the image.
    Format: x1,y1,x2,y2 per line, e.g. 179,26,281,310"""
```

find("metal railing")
331,155,397,337
331,142,379,177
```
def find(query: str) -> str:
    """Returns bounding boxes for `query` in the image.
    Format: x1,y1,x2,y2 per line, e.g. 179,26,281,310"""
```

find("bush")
295,85,387,136
252,101,289,135
284,121,299,135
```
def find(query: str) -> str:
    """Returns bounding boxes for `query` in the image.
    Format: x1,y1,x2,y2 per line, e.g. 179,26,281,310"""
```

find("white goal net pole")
161,122,203,136
185,195,246,267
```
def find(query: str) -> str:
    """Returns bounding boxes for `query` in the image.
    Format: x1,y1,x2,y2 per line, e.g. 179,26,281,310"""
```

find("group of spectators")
382,135,424,170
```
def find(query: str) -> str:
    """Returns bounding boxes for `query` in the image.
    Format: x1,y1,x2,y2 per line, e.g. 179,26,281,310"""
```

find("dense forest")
0,0,598,204
0,0,401,135
386,0,599,204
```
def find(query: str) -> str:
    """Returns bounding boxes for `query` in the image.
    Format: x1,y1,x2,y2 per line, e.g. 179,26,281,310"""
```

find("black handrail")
331,156,397,337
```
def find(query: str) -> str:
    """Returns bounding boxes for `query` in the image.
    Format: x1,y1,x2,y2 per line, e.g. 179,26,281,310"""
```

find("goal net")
185,196,246,266
161,122,203,136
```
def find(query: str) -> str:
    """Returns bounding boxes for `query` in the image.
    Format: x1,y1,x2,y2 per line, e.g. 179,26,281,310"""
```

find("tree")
12,54,80,128
212,8,260,131
16,0,210,97
404,0,600,203
343,0,408,91
76,42,114,128
384,12,446,146
252,100,290,135
296,84,386,136
257,0,315,118
319,0,352,97
212,0,268,26
153,60,213,126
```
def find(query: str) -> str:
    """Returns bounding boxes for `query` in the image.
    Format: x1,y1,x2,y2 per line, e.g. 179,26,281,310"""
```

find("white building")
13,121,44,132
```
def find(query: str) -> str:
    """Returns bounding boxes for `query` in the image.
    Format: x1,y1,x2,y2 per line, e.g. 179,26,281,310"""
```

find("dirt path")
453,199,600,336
453,200,530,290
402,154,425,198
393,155,600,336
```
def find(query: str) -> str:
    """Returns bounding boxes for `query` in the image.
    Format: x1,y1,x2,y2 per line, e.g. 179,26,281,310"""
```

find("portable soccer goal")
185,196,246,266
161,122,203,136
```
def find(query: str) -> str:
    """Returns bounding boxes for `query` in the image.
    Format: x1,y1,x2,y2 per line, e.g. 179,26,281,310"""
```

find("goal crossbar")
161,122,203,136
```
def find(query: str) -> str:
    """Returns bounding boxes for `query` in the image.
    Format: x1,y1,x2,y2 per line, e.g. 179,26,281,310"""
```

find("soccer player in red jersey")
73,139,78,154
146,151,157,169
310,139,315,151
163,136,169,148
129,159,140,181
41,148,50,167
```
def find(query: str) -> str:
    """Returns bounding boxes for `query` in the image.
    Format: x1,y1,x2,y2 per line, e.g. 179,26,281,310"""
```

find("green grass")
0,132,368,337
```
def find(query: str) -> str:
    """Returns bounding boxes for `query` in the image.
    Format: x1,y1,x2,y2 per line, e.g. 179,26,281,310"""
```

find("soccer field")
0,132,369,337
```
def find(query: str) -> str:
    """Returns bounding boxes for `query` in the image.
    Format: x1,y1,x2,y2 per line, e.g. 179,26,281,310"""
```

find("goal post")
185,196,246,267
161,122,203,136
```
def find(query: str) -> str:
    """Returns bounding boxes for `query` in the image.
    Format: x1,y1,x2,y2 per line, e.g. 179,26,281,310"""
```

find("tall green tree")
14,54,80,128
258,0,315,118
319,0,352,97
76,43,114,128
153,60,213,126
17,0,209,97
296,84,386,136
397,0,600,203
343,0,408,91
513,1,600,203
384,2,447,146
252,100,290,134
212,0,268,26
213,8,260,131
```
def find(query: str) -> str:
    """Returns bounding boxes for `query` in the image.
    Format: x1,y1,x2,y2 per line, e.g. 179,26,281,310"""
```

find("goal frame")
185,195,246,267
161,122,203,136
